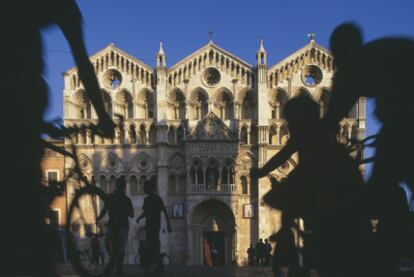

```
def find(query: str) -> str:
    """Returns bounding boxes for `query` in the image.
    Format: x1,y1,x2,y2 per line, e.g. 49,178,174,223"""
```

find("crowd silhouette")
1,0,414,276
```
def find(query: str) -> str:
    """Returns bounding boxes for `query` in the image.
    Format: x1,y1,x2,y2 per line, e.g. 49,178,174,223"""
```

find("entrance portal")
203,231,225,266
189,199,236,265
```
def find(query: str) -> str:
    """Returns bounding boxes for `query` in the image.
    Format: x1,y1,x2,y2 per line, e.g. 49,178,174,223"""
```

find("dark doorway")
203,231,225,266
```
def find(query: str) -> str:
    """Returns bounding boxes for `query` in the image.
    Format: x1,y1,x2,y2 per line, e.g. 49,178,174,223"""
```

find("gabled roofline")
268,41,331,72
168,41,253,73
65,43,153,74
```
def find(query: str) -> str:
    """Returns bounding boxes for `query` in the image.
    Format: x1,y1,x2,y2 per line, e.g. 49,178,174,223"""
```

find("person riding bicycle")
323,23,413,277
0,1,115,276
97,176,134,274
136,179,172,272
250,94,365,276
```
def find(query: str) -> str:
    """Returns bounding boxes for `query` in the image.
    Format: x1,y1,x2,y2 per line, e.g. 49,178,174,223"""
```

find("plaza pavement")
58,264,274,277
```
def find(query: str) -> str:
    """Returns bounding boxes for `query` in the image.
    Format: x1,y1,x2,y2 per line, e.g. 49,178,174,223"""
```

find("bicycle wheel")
66,185,114,277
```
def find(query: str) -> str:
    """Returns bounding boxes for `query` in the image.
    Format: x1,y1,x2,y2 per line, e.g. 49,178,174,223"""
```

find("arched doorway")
189,199,236,265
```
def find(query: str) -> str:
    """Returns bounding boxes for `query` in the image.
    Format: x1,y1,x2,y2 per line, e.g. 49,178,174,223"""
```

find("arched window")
136,90,154,119
269,125,277,145
190,90,208,120
99,175,107,193
279,125,289,145
109,175,116,193
177,125,184,144
139,125,146,144
138,175,147,193
168,126,175,144
221,167,229,185
130,175,138,194
240,126,248,145
102,90,113,118
190,161,204,189
129,125,136,144
241,176,248,195
206,160,219,191
213,90,234,120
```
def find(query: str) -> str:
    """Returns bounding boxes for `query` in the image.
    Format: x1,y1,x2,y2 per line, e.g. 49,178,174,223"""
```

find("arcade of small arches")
187,158,258,195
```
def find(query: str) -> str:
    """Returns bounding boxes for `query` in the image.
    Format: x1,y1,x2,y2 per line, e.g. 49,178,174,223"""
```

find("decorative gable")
166,42,255,89
267,41,333,89
187,112,238,141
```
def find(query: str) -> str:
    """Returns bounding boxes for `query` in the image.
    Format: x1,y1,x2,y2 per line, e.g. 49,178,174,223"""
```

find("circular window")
103,69,122,89
301,65,323,87
137,158,149,170
202,67,221,87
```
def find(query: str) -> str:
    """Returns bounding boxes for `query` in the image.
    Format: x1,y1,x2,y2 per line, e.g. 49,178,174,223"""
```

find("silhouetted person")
251,94,364,276
255,238,265,266
270,213,298,277
247,244,256,266
211,243,219,265
0,1,114,276
325,23,414,276
97,176,133,274
264,238,272,266
136,179,172,272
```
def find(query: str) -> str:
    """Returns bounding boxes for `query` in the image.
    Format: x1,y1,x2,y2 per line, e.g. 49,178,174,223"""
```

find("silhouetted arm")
136,211,146,224
97,203,108,222
55,0,115,137
251,139,296,179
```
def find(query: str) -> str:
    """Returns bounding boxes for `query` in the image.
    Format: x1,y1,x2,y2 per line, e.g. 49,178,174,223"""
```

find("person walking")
136,179,172,272
256,239,265,266
247,244,256,266
97,176,134,274
264,239,272,266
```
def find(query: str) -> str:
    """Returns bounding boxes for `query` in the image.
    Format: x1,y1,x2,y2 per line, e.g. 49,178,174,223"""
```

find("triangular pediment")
269,41,331,72
267,41,334,87
65,43,153,74
168,41,253,73
187,112,238,141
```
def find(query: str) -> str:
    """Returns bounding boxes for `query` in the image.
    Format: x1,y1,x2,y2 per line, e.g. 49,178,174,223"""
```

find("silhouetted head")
259,238,263,243
265,239,268,243
330,23,363,68
143,179,156,194
283,94,319,137
115,176,126,192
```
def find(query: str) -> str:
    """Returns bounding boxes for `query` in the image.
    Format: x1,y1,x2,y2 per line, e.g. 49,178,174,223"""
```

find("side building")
62,37,365,265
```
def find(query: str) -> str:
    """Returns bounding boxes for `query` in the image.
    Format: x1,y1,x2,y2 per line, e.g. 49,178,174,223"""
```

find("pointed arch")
116,89,134,118
167,88,186,120
212,87,234,120
189,87,209,120
136,88,154,119
269,88,289,119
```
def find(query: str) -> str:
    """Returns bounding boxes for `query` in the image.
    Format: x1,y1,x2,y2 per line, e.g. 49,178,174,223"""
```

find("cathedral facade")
63,37,365,265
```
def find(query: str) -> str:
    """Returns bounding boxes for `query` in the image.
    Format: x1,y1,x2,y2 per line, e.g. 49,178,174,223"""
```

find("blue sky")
41,0,414,178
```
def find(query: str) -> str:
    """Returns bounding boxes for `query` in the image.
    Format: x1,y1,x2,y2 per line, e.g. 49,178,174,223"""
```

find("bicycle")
133,227,170,269
42,118,123,277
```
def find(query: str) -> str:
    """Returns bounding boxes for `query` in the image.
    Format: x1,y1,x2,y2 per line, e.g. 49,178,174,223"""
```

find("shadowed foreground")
57,264,414,277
